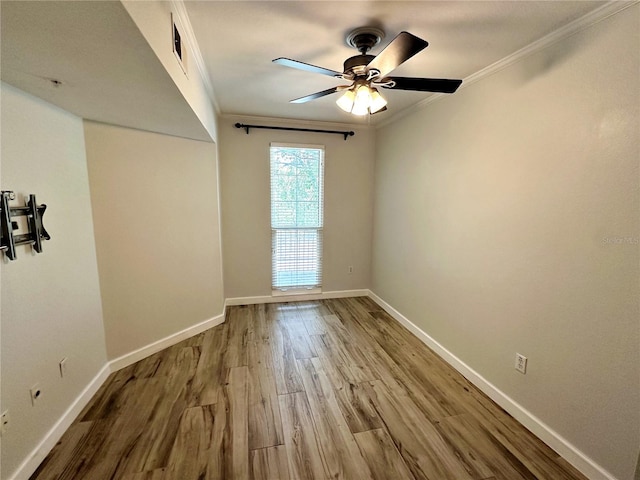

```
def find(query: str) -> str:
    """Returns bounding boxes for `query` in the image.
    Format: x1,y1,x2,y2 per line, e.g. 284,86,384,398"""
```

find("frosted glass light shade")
352,85,372,115
369,88,387,113
336,89,356,112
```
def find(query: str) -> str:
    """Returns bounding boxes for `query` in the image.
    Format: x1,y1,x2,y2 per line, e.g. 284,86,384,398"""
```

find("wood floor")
31,297,587,480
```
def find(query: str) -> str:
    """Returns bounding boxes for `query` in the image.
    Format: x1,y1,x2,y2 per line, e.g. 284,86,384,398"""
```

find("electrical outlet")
30,384,43,405
59,357,68,378
515,353,527,374
1,410,9,436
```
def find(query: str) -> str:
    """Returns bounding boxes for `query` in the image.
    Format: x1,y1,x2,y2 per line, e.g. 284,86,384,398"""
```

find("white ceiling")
185,1,608,125
1,1,612,137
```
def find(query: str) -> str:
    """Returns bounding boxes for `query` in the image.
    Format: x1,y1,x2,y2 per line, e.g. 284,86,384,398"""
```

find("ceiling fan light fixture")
337,84,387,116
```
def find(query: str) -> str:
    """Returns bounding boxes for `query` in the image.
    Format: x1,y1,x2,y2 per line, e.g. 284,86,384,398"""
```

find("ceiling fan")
273,27,463,116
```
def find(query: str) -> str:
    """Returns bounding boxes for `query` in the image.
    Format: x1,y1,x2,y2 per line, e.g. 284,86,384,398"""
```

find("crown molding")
378,0,638,128
170,0,220,114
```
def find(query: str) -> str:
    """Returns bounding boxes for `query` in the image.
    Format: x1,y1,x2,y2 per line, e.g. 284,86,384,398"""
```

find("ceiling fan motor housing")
343,54,375,77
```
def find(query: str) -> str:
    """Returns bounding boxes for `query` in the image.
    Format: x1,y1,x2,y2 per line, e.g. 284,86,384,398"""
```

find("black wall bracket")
1,191,51,261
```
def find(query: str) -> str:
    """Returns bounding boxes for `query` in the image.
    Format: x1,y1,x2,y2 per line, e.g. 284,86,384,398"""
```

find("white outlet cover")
515,353,528,374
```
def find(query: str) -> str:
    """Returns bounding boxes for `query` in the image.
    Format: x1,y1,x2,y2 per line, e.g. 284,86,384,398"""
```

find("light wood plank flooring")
31,297,588,480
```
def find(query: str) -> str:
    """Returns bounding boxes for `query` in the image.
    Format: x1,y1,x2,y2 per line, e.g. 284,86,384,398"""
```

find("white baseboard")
226,289,369,306
9,364,111,480
367,290,617,480
109,311,226,372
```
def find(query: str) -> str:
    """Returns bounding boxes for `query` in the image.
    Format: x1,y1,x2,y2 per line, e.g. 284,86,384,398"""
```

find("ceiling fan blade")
384,77,462,94
366,32,428,79
273,58,343,78
290,87,341,104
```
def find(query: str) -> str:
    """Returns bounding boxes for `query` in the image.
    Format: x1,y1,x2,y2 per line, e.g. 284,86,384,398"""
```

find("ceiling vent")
171,13,188,75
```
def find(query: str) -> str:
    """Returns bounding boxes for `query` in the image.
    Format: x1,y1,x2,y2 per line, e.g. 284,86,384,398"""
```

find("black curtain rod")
234,123,355,141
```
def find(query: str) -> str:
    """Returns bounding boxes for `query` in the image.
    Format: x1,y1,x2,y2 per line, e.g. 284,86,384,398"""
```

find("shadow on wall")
511,25,596,87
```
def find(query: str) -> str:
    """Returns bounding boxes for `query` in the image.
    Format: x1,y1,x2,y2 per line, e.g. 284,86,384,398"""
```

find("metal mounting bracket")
1,191,51,261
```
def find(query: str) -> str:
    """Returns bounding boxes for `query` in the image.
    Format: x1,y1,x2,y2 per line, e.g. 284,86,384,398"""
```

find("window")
270,143,324,292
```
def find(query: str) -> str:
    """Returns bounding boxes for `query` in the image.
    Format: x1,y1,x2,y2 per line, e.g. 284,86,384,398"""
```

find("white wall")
219,115,375,299
84,121,225,361
0,83,108,479
372,7,639,480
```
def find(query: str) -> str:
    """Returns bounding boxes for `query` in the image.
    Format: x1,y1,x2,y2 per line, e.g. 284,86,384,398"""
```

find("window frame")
270,142,325,295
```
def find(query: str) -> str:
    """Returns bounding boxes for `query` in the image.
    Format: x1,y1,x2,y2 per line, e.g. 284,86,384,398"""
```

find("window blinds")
270,143,324,290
